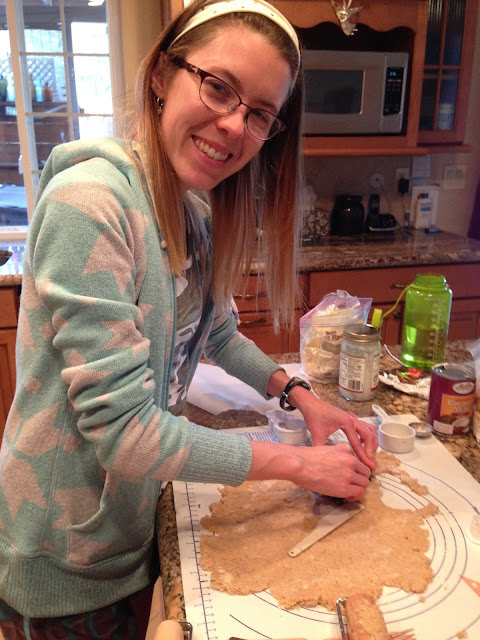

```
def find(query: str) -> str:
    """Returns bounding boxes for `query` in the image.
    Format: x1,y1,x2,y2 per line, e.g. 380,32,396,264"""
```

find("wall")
119,0,166,112
306,4,480,237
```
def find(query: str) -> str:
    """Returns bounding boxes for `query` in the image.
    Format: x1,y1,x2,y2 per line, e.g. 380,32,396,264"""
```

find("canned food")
427,363,476,437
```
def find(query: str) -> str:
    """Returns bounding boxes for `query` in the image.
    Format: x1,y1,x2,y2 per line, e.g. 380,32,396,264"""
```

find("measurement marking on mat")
186,482,217,639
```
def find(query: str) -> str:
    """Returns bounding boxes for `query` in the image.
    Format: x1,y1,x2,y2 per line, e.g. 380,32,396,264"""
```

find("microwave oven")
302,50,409,135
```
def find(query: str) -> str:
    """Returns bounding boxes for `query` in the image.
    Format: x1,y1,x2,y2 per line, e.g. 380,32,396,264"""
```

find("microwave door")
303,65,385,135
302,51,408,136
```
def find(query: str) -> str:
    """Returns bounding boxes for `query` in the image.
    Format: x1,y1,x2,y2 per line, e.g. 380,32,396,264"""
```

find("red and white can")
427,363,476,437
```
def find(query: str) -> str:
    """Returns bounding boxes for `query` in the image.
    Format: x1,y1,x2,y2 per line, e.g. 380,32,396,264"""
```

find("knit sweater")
0,138,280,617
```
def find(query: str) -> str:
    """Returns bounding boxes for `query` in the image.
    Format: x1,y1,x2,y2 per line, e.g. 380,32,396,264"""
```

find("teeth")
195,139,228,161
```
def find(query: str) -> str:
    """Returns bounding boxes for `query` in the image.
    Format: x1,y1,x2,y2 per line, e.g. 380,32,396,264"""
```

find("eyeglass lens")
200,76,280,140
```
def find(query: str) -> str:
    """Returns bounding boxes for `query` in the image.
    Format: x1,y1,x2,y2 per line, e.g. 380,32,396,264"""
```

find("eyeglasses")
170,56,286,141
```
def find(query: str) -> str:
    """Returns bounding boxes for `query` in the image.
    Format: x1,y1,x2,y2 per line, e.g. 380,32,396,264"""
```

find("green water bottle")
401,273,452,371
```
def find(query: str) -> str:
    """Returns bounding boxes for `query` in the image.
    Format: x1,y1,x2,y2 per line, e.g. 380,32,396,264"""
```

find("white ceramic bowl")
378,421,416,454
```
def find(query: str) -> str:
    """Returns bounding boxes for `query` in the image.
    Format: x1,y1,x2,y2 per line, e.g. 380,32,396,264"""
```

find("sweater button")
160,240,168,249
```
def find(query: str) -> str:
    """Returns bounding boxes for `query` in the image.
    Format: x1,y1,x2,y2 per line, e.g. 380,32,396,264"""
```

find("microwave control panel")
383,67,405,116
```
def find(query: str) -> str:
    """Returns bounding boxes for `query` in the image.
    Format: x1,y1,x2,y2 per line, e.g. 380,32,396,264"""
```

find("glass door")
418,0,478,145
0,0,122,237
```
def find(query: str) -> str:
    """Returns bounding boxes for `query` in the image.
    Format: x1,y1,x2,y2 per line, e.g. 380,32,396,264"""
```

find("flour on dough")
199,451,438,610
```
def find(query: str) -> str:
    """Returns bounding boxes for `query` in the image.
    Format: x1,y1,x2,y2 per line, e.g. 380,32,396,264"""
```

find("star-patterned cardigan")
0,138,280,617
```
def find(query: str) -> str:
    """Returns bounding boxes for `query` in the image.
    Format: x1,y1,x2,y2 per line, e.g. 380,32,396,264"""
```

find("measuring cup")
371,404,415,454
266,409,308,446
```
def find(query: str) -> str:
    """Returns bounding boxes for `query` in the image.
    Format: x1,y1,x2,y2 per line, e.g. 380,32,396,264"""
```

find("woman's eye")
206,79,229,97
250,109,270,125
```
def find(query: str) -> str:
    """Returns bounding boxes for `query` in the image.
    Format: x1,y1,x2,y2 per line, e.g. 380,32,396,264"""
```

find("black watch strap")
280,377,312,411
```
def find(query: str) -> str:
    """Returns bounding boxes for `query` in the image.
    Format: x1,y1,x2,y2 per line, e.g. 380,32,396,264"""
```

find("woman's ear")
151,52,170,98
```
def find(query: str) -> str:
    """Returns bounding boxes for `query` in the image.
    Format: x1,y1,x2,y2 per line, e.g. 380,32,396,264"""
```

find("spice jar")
339,324,381,401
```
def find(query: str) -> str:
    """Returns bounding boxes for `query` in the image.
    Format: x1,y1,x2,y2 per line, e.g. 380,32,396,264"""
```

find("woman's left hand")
267,371,378,470
300,394,378,469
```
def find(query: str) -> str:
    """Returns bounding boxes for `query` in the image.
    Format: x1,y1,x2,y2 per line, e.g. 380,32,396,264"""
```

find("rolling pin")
153,620,185,640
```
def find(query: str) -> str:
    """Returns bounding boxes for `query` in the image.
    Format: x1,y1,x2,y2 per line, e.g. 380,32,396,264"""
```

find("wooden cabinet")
418,0,478,145
0,287,19,438
234,275,307,354
273,0,429,157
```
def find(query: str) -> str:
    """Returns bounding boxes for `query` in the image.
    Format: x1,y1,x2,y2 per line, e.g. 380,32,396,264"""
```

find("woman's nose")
216,105,247,137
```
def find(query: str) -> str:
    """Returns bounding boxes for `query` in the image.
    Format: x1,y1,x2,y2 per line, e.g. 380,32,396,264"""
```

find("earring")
155,96,164,115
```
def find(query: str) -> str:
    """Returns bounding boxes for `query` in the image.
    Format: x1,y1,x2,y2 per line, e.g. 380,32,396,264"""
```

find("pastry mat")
172,418,480,640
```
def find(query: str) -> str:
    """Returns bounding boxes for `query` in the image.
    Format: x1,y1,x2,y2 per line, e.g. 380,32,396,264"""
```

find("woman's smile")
193,136,231,162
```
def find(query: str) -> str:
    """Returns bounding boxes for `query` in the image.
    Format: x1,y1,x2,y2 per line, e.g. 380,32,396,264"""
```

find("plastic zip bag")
300,290,372,383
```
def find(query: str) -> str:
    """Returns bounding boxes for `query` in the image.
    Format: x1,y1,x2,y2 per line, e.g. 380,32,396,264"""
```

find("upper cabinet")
272,0,429,156
418,0,478,145
168,0,478,157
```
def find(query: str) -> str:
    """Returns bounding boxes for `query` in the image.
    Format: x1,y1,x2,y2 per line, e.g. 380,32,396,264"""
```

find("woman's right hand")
247,440,371,500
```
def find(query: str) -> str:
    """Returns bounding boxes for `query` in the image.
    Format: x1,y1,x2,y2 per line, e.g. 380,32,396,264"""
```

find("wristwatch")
280,376,312,411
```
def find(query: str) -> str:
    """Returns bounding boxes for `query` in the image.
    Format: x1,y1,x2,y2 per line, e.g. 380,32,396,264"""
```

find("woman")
0,0,377,636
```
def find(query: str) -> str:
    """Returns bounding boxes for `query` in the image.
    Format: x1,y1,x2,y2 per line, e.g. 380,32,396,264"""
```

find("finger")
346,431,376,469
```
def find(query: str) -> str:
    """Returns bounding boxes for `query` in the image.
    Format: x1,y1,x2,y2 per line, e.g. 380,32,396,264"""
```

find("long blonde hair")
128,0,305,331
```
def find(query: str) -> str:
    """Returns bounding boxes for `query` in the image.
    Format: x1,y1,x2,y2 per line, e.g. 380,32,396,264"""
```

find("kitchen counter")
2,229,480,286
156,340,480,622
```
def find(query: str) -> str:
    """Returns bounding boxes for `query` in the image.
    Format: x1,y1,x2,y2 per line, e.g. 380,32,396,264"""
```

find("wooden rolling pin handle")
153,620,185,640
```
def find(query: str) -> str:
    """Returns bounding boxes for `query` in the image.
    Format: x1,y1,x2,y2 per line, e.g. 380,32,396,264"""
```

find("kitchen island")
156,340,480,622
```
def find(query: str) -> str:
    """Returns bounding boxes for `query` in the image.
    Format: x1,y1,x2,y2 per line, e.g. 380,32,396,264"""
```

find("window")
0,0,123,238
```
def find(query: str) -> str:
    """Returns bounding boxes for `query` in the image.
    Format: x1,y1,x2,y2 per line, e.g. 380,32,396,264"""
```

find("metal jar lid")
343,323,380,343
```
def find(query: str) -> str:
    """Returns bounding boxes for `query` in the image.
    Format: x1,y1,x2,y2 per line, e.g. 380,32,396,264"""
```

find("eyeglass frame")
168,55,286,141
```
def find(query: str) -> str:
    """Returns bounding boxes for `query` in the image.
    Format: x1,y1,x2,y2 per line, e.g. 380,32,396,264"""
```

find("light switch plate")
442,164,467,190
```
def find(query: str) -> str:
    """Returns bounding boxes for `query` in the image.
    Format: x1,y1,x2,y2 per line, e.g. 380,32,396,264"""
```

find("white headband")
169,0,300,67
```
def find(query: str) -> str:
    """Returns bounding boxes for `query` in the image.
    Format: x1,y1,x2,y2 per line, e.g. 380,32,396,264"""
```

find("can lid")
431,362,475,380
343,323,380,343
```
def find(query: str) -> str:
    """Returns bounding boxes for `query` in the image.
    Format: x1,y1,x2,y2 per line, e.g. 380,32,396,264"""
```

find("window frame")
0,0,124,240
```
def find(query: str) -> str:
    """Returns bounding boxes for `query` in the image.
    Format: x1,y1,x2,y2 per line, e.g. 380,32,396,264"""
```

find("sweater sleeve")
203,307,282,398
28,155,252,487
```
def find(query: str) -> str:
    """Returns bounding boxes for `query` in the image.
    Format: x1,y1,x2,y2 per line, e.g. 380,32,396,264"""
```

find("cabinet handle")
241,317,267,326
393,311,402,320
390,283,408,289
233,291,267,300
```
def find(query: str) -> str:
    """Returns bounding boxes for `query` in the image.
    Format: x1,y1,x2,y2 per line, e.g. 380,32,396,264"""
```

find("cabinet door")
237,311,288,355
448,298,480,340
0,328,17,440
418,0,478,144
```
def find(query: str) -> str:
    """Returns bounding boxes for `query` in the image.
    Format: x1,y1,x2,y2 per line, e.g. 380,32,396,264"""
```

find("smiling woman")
0,1,378,637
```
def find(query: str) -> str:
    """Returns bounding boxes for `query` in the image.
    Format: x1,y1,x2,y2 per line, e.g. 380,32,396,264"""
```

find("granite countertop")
156,341,480,621
2,229,480,286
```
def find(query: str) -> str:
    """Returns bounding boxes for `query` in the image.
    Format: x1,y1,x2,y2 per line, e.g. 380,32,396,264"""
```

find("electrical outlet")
396,168,410,184
442,164,467,190
369,172,384,189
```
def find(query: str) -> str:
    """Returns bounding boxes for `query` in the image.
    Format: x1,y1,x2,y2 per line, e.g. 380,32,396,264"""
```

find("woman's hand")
267,371,378,470
248,440,371,500
300,394,378,470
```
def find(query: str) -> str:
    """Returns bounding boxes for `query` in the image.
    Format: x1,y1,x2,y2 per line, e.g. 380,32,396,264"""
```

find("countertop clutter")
157,340,480,622
2,229,480,286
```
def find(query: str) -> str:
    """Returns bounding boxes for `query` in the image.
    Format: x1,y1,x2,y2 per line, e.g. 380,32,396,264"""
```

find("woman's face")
151,25,292,193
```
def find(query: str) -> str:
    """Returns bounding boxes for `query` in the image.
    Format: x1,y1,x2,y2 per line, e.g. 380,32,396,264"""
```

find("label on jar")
339,352,367,393
339,351,380,395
